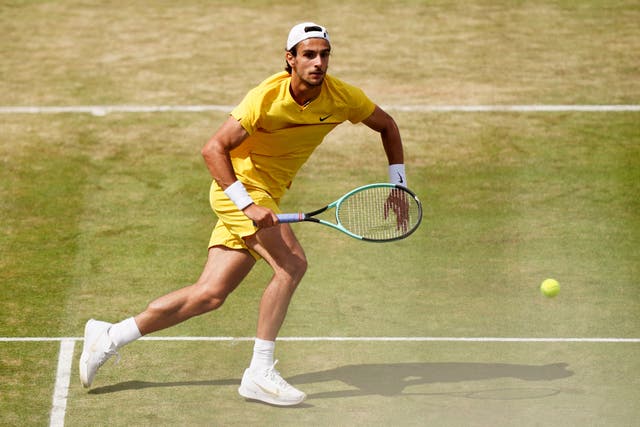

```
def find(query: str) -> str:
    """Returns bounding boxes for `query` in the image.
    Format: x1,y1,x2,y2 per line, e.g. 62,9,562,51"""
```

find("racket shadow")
287,362,573,400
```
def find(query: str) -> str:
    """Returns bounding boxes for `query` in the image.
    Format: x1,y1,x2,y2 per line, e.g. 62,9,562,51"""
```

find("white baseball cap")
286,22,330,51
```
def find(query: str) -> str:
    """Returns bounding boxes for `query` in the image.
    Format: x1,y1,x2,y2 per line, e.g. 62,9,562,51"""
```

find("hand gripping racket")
278,183,422,242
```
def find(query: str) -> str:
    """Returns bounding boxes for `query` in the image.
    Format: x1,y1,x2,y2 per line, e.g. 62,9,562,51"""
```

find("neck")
289,74,323,106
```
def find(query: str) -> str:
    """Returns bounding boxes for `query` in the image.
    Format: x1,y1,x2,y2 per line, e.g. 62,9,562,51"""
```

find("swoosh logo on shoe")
255,381,280,397
319,114,332,122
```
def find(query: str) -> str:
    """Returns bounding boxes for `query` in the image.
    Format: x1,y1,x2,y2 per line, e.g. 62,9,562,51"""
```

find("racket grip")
277,213,305,223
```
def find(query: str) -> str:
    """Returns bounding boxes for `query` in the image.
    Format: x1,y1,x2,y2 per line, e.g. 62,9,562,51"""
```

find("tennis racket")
278,183,422,242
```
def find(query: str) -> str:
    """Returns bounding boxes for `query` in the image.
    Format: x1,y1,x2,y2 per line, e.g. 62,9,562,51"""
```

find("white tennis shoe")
79,319,119,388
238,361,306,406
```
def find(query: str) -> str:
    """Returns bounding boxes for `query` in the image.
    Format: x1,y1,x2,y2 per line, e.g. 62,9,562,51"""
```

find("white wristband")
388,164,407,186
223,180,255,210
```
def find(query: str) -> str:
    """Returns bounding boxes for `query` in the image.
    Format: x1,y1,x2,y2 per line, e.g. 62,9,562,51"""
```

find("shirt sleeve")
230,87,261,135
346,85,376,124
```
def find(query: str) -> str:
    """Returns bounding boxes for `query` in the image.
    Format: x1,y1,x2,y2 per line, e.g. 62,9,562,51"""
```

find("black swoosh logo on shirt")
319,114,333,122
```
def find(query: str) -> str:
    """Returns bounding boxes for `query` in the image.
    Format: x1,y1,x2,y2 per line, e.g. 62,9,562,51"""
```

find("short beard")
301,74,325,87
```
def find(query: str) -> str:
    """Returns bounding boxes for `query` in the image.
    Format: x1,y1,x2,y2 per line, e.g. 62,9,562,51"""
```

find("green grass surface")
62,341,637,426
1,1,639,426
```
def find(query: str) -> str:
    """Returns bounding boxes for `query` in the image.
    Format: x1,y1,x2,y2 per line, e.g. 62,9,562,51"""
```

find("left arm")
362,105,410,229
361,105,406,185
361,105,404,166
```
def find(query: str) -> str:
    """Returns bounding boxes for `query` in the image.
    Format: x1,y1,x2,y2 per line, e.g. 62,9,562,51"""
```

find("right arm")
201,116,279,227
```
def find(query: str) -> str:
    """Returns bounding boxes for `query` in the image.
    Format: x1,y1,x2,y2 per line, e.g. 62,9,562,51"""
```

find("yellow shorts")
208,181,281,260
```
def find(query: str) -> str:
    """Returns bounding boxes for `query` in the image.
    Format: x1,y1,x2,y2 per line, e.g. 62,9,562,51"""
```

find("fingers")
245,204,279,228
255,213,279,228
385,190,410,232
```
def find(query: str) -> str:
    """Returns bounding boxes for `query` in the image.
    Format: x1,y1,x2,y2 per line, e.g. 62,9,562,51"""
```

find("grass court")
1,1,639,425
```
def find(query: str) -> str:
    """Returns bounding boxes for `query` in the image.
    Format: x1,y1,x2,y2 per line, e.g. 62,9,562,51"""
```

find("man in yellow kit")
80,22,407,406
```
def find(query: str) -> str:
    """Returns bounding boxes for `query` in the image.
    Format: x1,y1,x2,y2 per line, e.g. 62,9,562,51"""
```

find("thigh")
208,182,282,260
197,245,257,295
245,224,306,272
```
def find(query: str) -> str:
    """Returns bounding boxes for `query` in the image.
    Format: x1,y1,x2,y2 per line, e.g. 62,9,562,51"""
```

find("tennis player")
80,22,407,406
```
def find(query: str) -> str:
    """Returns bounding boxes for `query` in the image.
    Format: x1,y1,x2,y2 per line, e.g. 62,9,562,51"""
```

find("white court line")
1,336,639,343
0,105,234,115
140,336,640,343
49,339,75,427
383,104,640,112
0,104,639,115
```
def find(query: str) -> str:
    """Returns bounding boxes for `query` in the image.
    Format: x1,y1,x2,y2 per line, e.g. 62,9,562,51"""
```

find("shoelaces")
263,360,293,390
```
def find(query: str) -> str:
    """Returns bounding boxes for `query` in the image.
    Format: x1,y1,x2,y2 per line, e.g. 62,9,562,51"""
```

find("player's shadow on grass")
288,362,573,400
89,362,573,400
89,379,238,395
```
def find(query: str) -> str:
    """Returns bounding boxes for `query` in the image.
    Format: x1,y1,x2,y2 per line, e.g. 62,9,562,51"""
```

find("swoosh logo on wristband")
397,172,404,184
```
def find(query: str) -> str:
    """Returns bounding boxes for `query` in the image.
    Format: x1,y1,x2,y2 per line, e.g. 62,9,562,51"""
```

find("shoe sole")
79,319,111,388
238,384,306,406
238,369,306,407
79,319,95,388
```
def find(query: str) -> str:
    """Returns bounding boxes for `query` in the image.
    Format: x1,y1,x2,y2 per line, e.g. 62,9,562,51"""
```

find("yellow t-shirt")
230,71,376,199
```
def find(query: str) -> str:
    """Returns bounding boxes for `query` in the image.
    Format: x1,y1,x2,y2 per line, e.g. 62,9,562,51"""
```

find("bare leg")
79,246,255,388
236,224,308,405
134,246,256,335
246,223,307,341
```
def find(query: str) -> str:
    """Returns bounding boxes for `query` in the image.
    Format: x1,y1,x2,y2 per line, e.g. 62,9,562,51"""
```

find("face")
287,38,331,87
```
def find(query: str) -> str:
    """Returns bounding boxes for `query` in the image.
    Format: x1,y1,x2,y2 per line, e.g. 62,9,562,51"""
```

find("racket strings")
337,187,421,241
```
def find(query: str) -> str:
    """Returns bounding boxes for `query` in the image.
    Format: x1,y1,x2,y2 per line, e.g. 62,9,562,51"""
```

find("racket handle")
277,213,306,223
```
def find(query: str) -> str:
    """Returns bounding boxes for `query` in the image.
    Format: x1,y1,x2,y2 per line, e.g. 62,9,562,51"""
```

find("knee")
145,286,227,317
195,286,228,312
279,253,308,286
296,255,308,279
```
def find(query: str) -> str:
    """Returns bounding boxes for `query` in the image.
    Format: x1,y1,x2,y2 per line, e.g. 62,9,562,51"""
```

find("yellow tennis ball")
540,278,560,297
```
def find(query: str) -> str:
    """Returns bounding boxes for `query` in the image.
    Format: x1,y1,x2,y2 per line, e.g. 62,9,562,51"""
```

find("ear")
285,51,295,68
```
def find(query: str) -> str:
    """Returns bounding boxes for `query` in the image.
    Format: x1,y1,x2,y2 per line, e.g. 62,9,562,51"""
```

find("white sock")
249,338,275,371
108,317,142,349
